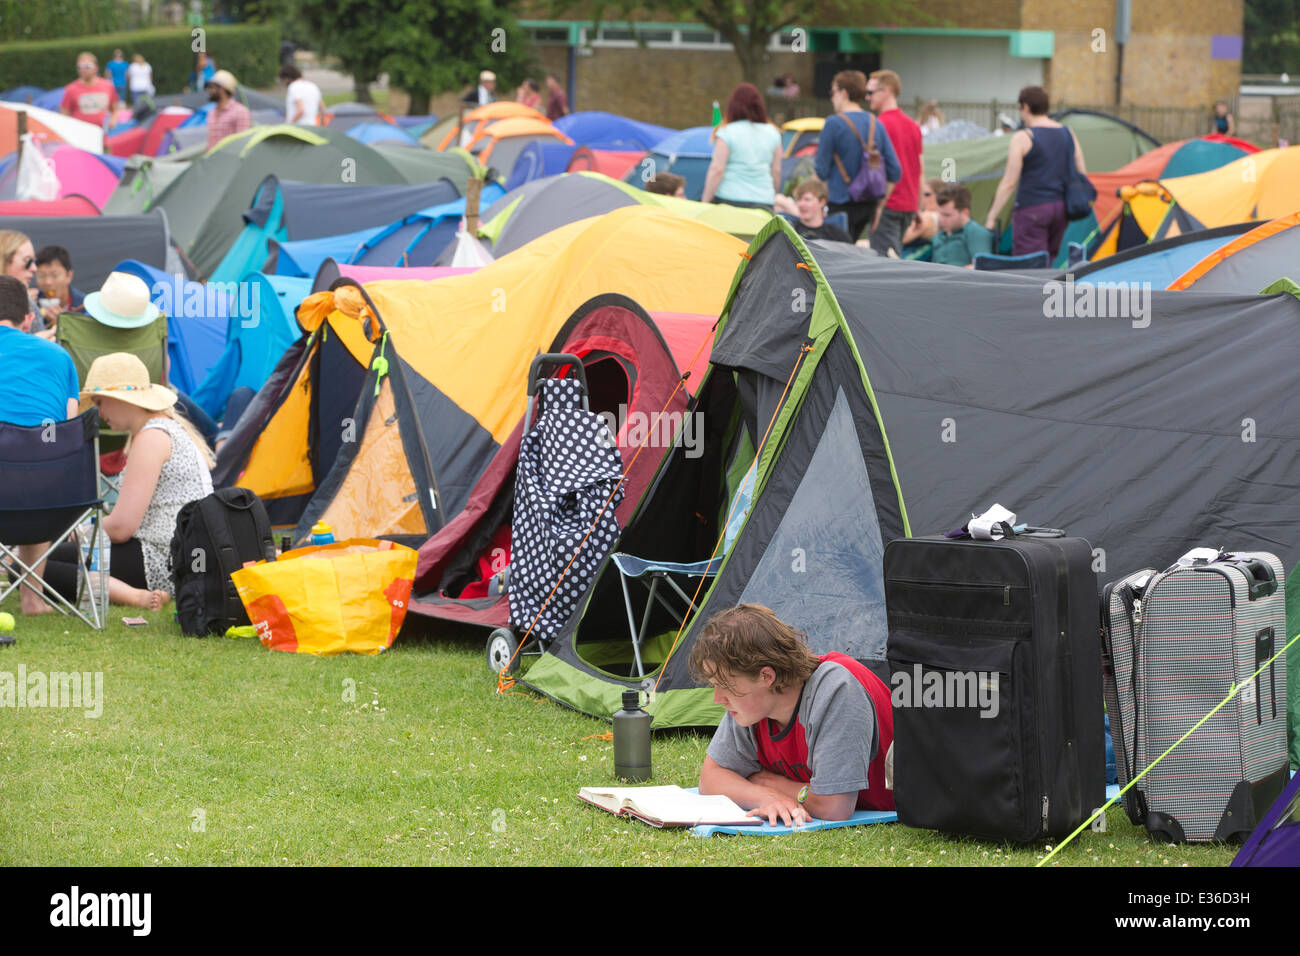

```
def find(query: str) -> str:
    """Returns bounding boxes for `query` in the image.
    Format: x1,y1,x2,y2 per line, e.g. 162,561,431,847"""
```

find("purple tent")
1232,772,1300,866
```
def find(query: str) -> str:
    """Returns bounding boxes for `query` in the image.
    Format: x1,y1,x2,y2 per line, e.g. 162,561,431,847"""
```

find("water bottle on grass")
613,690,652,782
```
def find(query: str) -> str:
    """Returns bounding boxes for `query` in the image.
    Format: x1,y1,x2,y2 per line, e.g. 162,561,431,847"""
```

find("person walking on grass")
701,83,782,209
983,85,1086,260
814,70,900,241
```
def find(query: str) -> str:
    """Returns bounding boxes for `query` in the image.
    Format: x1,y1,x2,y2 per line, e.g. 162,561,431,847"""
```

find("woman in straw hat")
42,353,214,610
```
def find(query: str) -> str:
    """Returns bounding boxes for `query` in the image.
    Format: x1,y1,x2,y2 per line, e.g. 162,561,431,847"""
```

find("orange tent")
436,101,546,151
1087,141,1184,225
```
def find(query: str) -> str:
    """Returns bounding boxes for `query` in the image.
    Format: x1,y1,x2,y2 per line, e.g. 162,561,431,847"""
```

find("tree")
1244,0,1300,74
381,0,533,114
298,0,534,114
578,0,921,87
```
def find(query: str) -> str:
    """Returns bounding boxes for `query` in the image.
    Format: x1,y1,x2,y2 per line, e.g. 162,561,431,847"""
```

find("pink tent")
0,195,100,216
311,258,480,291
337,264,479,283
46,145,120,208
647,311,714,395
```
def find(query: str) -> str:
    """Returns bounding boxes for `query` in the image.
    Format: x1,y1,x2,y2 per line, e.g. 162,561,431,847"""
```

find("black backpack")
170,487,276,636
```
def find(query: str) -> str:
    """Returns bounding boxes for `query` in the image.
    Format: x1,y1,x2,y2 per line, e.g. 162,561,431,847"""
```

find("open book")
578,785,760,828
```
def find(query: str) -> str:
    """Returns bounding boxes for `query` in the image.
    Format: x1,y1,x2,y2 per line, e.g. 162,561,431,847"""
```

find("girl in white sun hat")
42,353,214,611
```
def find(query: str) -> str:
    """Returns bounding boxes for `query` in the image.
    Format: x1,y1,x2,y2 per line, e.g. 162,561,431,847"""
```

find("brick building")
517,1,1243,129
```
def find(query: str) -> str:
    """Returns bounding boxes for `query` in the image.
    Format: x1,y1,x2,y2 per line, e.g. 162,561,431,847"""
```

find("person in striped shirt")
206,70,251,149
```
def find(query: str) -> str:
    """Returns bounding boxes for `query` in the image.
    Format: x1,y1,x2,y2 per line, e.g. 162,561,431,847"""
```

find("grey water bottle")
613,690,652,782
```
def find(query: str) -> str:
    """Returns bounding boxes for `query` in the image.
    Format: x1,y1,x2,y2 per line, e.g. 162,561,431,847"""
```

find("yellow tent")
1161,146,1300,226
218,205,747,541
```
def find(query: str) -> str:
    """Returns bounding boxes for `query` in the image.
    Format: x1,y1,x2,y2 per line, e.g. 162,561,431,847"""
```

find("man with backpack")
814,70,901,242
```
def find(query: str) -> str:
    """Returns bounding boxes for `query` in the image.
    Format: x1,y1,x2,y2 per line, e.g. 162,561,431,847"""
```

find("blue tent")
623,126,714,200
33,88,63,111
190,271,310,419
266,225,385,278
210,176,461,284
1160,139,1254,180
113,259,229,399
504,141,577,190
345,122,421,147
351,185,504,267
554,111,677,151
1066,222,1257,287
0,85,47,103
267,185,503,275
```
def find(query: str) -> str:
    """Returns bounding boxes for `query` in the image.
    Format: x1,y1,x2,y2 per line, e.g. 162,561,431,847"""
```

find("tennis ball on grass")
0,612,14,632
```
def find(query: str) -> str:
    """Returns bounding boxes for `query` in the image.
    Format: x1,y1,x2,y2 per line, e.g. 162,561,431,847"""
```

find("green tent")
151,125,418,278
516,217,909,728
367,143,480,193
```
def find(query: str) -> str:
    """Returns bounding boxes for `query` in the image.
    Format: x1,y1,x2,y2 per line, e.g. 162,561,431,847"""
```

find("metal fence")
765,95,1216,144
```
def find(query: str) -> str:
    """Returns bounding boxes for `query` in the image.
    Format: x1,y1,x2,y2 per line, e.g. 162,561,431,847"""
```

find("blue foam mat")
689,786,1125,837
685,788,896,837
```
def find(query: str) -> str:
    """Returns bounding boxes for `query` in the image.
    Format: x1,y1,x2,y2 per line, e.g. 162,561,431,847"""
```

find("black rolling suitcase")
884,529,1106,842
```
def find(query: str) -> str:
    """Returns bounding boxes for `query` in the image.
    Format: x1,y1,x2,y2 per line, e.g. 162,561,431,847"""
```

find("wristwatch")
797,785,809,804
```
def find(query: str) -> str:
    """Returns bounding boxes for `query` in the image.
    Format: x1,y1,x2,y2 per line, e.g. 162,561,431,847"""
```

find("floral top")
136,417,213,592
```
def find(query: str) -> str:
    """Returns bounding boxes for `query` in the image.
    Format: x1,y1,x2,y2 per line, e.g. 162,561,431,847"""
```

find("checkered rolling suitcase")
1102,552,1291,843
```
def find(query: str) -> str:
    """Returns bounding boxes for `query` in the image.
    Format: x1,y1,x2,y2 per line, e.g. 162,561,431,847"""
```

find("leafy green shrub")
0,24,280,94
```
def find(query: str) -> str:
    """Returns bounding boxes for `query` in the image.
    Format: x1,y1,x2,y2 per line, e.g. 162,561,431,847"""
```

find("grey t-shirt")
706,660,877,796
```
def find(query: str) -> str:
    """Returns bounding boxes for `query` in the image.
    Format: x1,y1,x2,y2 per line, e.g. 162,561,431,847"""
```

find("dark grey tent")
520,217,1300,727
0,210,177,288
208,174,462,282
478,173,637,257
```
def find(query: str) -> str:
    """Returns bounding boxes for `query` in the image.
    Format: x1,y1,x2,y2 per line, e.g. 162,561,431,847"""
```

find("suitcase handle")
1210,556,1278,601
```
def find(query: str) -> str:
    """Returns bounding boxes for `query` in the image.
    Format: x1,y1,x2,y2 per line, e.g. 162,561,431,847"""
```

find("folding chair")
972,250,1051,271
608,468,755,677
0,409,109,629
55,309,168,499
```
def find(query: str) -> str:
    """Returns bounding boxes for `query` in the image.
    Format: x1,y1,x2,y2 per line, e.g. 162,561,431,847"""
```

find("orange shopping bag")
231,539,417,655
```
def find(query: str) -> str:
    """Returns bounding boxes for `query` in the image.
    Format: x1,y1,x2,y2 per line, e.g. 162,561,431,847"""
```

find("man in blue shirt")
931,184,995,267
0,275,80,615
105,49,129,105
814,69,900,242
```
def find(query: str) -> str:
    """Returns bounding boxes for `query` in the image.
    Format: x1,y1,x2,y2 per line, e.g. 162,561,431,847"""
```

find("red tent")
566,146,647,182
409,294,715,629
0,195,100,216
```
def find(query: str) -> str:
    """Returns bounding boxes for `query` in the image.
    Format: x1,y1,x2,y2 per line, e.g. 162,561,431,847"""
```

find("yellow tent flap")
359,205,744,446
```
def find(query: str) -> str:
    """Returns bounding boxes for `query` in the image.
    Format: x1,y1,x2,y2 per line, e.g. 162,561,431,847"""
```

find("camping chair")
55,309,168,498
0,409,108,629
972,250,1051,271
607,468,755,678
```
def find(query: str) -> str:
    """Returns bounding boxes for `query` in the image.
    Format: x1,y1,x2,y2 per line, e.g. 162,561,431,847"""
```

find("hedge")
0,0,120,43
0,24,281,94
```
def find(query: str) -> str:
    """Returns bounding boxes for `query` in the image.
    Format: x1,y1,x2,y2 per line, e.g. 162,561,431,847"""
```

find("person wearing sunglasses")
59,51,118,127
0,230,38,325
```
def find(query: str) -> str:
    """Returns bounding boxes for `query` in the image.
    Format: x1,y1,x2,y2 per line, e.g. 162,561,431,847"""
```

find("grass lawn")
0,601,1237,867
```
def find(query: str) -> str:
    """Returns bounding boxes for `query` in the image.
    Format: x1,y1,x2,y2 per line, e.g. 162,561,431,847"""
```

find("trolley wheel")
486,627,519,675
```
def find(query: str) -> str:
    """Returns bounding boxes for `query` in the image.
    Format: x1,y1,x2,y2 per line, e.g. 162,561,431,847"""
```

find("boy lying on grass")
693,604,894,826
